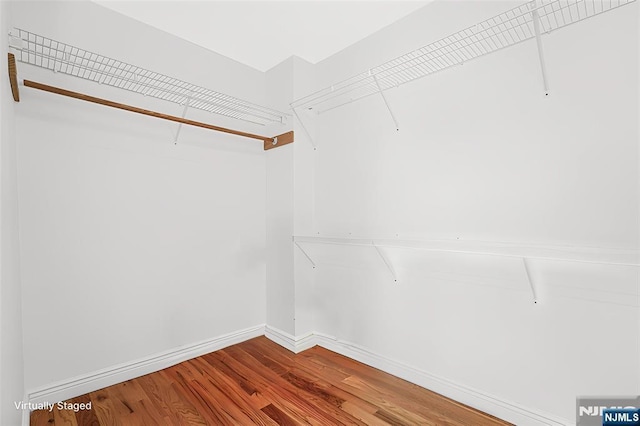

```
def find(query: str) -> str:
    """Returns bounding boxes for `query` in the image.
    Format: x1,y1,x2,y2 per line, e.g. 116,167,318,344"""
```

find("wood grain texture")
8,53,19,102
31,337,511,425
263,131,294,151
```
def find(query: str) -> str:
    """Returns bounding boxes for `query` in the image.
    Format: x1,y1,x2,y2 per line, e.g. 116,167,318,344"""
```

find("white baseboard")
308,333,571,426
25,324,265,407
264,327,573,424
21,324,572,426
264,325,315,353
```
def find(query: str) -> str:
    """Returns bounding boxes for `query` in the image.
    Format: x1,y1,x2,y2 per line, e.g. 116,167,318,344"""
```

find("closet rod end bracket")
7,53,19,102
264,131,294,151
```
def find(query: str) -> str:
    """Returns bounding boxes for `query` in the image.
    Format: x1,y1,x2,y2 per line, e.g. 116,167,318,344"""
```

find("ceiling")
93,1,429,72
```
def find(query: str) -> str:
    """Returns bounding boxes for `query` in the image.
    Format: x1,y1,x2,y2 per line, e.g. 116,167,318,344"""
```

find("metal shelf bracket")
292,107,317,151
372,241,398,282
521,257,538,304
174,96,191,145
294,241,316,269
530,1,550,96
372,74,400,131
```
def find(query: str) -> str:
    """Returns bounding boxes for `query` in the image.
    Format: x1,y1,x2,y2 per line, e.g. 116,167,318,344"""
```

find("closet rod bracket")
264,131,294,150
7,53,19,102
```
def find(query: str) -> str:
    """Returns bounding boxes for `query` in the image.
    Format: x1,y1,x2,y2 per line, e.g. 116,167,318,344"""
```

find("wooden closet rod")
23,80,293,149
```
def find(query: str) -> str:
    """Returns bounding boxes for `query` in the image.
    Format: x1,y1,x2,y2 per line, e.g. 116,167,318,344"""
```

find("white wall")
314,0,638,247
5,1,638,425
11,1,269,396
264,55,317,339
0,2,25,424
292,57,317,338
265,58,295,335
298,1,639,424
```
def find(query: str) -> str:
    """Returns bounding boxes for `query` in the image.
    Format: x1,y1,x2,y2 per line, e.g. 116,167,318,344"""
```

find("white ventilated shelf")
9,28,288,127
291,0,635,113
294,236,639,304
293,236,640,267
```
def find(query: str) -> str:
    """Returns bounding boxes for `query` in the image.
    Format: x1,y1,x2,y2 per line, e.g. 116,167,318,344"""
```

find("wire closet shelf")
9,28,288,127
291,0,635,113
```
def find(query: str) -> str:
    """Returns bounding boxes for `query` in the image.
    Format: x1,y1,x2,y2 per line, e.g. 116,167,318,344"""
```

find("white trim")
264,325,315,353
310,333,572,426
25,324,265,407
21,392,29,426
20,324,572,426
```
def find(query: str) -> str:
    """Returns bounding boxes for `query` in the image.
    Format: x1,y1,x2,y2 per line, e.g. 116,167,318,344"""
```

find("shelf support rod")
174,96,191,145
522,257,537,304
530,1,550,96
373,241,397,282
292,107,317,150
294,241,316,269
373,74,399,131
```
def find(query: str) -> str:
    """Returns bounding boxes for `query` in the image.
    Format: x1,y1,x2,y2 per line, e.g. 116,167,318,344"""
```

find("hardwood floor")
31,336,511,425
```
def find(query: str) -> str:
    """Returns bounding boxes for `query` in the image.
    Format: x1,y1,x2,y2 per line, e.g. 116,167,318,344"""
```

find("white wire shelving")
293,236,640,267
9,28,288,127
293,235,640,304
291,0,636,113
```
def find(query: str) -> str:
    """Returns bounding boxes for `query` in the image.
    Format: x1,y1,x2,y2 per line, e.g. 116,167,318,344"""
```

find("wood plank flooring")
31,336,511,425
